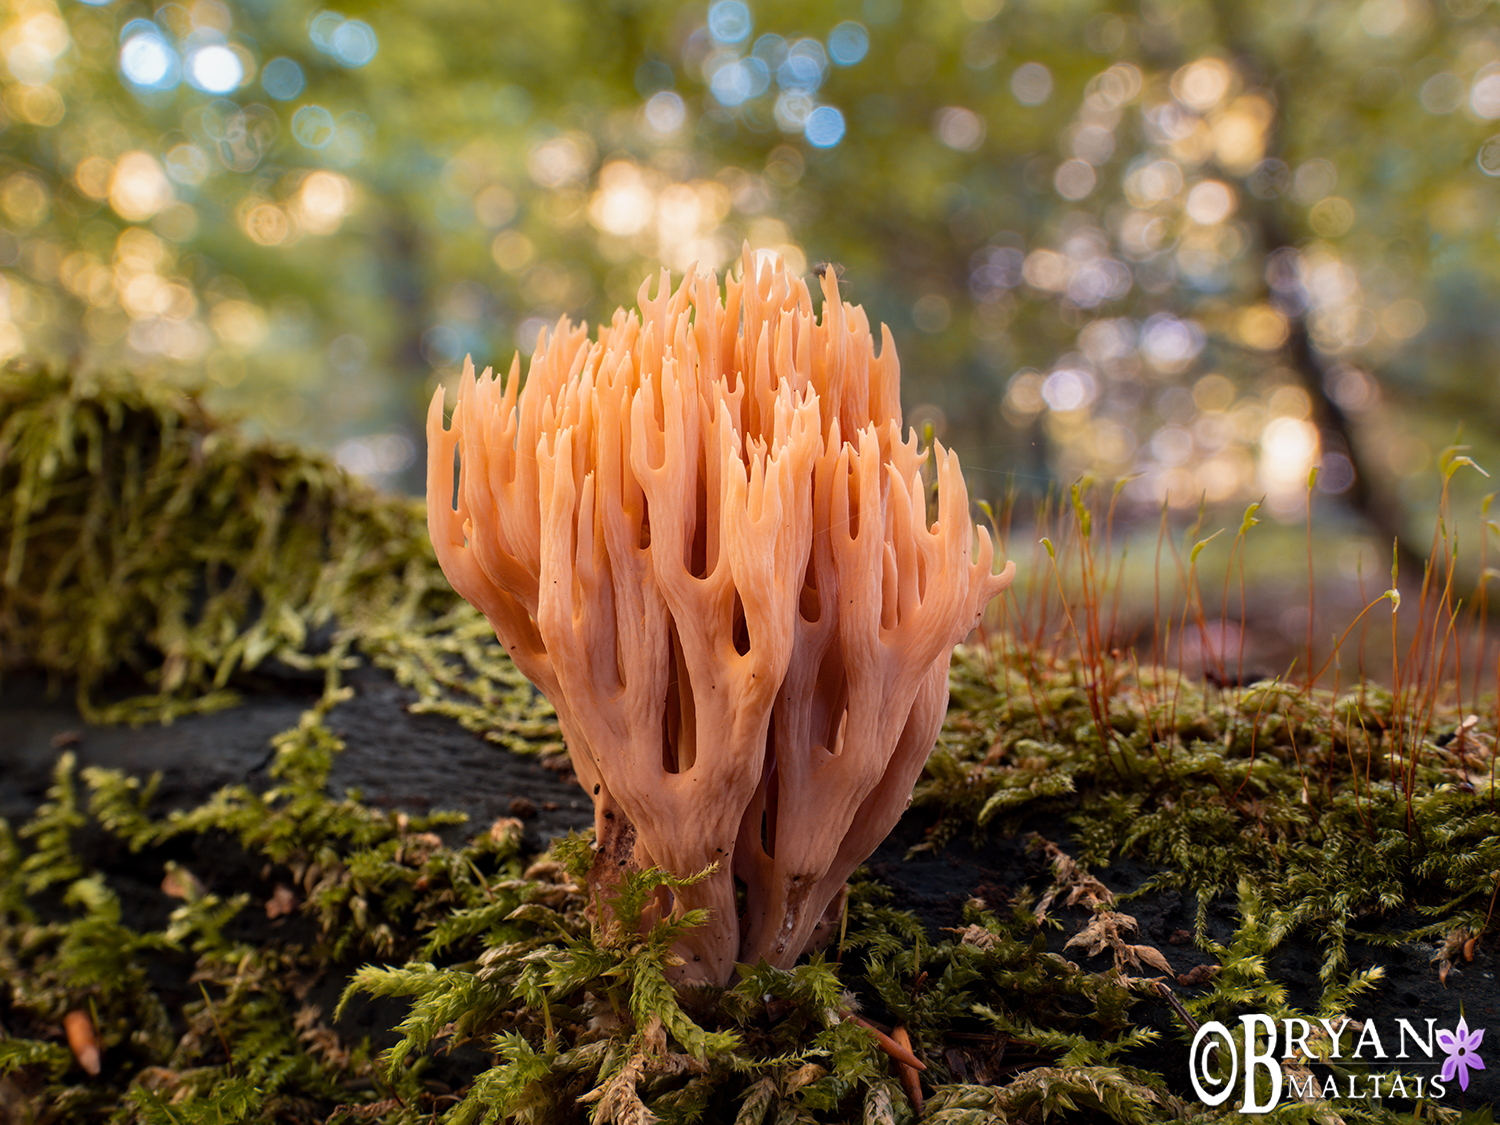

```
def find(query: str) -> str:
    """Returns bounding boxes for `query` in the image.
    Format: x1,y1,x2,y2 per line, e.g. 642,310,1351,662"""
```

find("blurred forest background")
4,0,1500,570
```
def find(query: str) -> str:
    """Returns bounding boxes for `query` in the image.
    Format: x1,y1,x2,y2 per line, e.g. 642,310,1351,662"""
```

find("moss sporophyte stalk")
4,352,1500,1122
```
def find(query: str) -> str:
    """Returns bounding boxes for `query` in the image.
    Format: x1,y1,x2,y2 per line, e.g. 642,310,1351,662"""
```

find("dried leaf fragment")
1031,834,1113,919
1128,942,1174,975
952,923,999,951
578,1053,657,1124
784,1062,829,1094
733,1077,777,1125
160,862,204,901
265,883,299,919
1064,910,1173,976
862,1081,898,1125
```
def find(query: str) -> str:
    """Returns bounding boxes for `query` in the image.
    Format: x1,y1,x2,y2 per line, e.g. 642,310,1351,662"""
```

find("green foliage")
16,750,87,896
0,1037,72,1081
128,1076,262,1125
345,962,507,1075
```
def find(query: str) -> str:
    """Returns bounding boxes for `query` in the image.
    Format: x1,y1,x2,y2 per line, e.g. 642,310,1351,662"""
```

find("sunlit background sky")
4,0,1500,560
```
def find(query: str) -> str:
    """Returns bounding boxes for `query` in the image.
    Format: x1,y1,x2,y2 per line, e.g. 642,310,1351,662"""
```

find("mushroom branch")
426,249,1015,987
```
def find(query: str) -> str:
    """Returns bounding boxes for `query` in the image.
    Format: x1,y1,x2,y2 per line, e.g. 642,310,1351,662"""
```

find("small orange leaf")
64,1009,100,1075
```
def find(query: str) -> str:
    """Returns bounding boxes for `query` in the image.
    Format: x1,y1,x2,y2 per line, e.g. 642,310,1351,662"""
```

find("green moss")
928,644,1500,983
0,370,1490,1122
0,366,555,758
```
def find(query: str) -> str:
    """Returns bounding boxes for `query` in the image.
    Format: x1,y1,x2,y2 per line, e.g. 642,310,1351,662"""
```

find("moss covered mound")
2,369,1498,1123
0,368,554,753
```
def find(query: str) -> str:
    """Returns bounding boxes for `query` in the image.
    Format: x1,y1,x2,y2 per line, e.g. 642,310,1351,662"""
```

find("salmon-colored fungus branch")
427,249,1014,986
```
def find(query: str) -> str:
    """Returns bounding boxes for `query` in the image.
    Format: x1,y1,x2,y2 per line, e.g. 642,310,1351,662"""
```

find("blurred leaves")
2,0,1499,525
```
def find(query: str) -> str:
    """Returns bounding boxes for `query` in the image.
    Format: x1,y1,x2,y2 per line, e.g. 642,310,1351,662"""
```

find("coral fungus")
427,249,1013,985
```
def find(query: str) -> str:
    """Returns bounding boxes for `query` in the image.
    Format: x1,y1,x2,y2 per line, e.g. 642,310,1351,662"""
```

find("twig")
1153,981,1199,1035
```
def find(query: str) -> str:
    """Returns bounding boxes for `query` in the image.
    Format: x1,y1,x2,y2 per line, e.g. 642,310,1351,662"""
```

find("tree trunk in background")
1250,203,1425,584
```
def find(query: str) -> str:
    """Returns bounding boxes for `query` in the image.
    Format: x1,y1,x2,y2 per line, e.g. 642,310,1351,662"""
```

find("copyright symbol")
1189,1021,1238,1107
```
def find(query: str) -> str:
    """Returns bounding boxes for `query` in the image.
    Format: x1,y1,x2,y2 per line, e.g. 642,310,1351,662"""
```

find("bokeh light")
707,1,752,45
1471,67,1500,119
1184,181,1235,224
709,58,758,106
803,105,845,147
109,153,174,222
292,105,336,149
1042,367,1097,412
1479,136,1500,177
332,21,378,67
163,144,209,185
5,7,69,84
1,0,1495,539
753,34,787,70
1011,62,1053,105
294,171,354,235
935,107,985,152
336,431,415,482
774,92,813,132
308,11,378,67
120,29,178,89
644,90,685,132
1171,57,1231,111
1054,160,1096,201
262,57,305,100
827,22,868,66
778,40,826,95
186,45,244,94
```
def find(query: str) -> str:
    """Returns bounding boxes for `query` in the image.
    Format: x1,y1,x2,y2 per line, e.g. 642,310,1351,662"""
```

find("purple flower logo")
1437,1017,1486,1091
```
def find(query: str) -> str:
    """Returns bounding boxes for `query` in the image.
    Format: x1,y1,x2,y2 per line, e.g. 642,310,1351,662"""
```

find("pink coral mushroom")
427,249,1014,986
